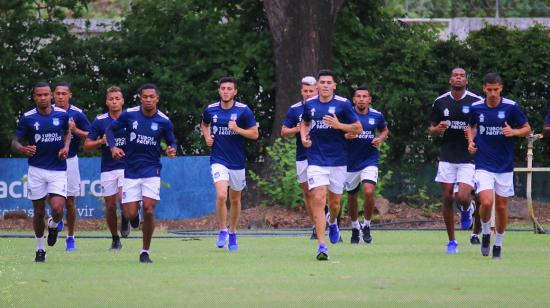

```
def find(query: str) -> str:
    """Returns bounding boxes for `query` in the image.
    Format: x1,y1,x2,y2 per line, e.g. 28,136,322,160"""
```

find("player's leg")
32,199,47,262
327,166,346,245
48,194,66,247
346,171,361,244
227,167,246,251
476,170,497,257
139,177,161,263
310,186,329,259
456,163,475,230
362,181,376,244
296,160,315,239
435,162,458,253
471,192,482,244
65,156,80,251
104,194,121,250
491,172,514,259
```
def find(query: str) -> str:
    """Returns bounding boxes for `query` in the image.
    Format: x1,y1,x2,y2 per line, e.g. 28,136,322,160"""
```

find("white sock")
67,235,74,239
36,236,45,251
481,221,491,235
471,233,479,237
141,249,149,255
48,218,58,228
351,220,360,229
220,228,228,233
495,232,504,246
329,221,337,227
363,220,371,228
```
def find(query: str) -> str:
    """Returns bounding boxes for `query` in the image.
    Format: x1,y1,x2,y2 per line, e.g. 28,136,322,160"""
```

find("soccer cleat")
310,227,317,240
216,230,228,248
139,252,152,263
446,241,458,254
120,215,130,238
481,234,491,256
362,225,373,244
47,218,59,247
130,214,140,229
328,224,340,244
492,245,502,259
350,228,360,244
35,249,46,262
228,233,238,251
110,237,122,250
65,237,76,251
57,220,64,232
460,202,474,230
470,234,481,245
316,244,329,261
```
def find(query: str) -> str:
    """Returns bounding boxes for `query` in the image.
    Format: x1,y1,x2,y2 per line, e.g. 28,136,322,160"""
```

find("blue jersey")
202,101,257,169
302,95,359,167
545,105,550,125
469,98,528,173
106,106,177,179
87,113,126,172
15,107,69,171
283,101,307,161
65,105,90,158
347,108,387,172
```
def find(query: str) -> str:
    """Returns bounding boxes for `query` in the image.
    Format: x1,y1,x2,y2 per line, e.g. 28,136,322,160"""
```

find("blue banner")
0,157,216,220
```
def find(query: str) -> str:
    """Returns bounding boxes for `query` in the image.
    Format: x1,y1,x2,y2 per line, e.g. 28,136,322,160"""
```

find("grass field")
1,230,549,307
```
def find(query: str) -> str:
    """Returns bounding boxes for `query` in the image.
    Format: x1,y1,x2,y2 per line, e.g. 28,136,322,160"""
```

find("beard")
451,84,466,91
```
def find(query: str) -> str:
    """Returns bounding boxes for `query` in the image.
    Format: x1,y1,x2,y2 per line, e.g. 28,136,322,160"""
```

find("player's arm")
58,129,71,160
11,135,36,157
544,123,550,136
325,117,362,134
69,114,90,139
467,124,477,154
502,122,531,138
105,114,126,159
229,122,259,140
428,102,447,136
300,119,312,148
372,127,389,147
280,124,300,138
200,121,214,147
164,121,177,158
83,121,105,152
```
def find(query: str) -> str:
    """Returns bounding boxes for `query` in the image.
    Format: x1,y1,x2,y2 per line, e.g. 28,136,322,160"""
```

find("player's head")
218,76,238,104
105,86,124,112
300,76,317,101
482,72,503,102
317,69,336,100
449,67,467,91
53,80,72,108
139,83,160,112
353,85,371,111
32,82,52,108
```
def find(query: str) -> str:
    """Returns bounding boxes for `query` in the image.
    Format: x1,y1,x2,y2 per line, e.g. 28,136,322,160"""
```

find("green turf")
1,230,549,307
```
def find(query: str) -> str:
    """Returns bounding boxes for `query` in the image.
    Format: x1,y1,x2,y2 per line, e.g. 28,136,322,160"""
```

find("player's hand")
166,145,176,158
111,147,125,160
100,135,107,145
20,145,36,157
301,135,312,148
433,121,449,134
344,132,357,140
58,147,69,160
228,120,240,133
204,134,214,147
69,117,77,133
468,141,477,154
502,121,515,137
372,137,383,147
294,123,301,134
323,114,341,129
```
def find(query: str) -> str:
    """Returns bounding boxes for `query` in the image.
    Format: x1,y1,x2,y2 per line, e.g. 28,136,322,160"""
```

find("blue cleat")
446,240,458,254
228,233,238,251
328,224,340,244
57,220,64,232
216,230,228,248
460,202,474,230
316,244,329,261
65,236,76,251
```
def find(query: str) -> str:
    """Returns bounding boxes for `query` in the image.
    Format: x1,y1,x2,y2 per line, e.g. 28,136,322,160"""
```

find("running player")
106,83,177,263
300,69,362,260
281,76,318,239
468,72,531,259
53,81,90,251
429,68,482,254
11,82,71,262
543,104,550,136
201,76,259,252
84,86,129,250
345,86,388,244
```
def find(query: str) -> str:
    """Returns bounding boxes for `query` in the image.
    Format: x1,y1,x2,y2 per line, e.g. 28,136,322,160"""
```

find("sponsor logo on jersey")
310,108,315,117
462,106,470,114
34,122,40,130
479,113,485,123
151,122,158,131
478,125,503,136
444,108,450,117
130,132,137,142
212,126,218,135
132,121,138,129
213,114,218,123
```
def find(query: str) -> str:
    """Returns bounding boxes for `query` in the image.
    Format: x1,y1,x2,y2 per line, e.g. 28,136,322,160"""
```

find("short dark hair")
32,82,51,95
354,85,370,95
53,80,71,91
139,83,159,96
218,76,238,89
317,69,335,81
483,72,502,85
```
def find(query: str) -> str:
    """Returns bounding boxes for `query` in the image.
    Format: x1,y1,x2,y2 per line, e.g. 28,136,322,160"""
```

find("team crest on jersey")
213,114,218,123
479,113,485,123
368,118,375,125
151,122,158,131
328,106,336,114
443,108,450,117
52,118,60,126
230,113,237,121
462,106,470,114
498,111,505,119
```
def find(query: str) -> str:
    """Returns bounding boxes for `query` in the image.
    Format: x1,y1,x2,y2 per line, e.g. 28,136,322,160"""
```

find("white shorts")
307,165,346,194
475,170,514,197
296,160,308,184
345,166,379,191
27,166,67,200
211,163,246,191
435,161,475,188
122,177,160,203
100,169,124,197
66,155,81,196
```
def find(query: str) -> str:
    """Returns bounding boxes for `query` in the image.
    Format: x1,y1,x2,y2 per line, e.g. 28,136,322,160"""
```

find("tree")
263,0,345,139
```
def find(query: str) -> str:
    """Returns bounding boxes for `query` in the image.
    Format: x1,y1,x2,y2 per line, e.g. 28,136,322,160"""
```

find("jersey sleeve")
240,107,257,129
15,116,28,139
429,101,441,125
87,118,101,140
340,101,359,124
202,108,212,124
164,120,177,148
302,103,312,122
106,111,128,148
508,105,528,128
283,107,298,128
377,113,387,130
61,113,69,131
75,112,90,132
468,109,478,126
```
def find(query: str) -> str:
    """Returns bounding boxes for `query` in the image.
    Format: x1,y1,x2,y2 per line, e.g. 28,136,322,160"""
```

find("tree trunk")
264,0,345,140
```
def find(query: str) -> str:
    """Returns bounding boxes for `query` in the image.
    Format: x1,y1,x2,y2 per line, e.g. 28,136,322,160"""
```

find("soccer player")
84,86,129,250
201,77,259,252
106,83,177,263
468,72,531,259
281,76,318,239
429,68,482,254
345,86,388,244
300,69,362,260
543,104,550,136
53,81,90,251
11,82,71,262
